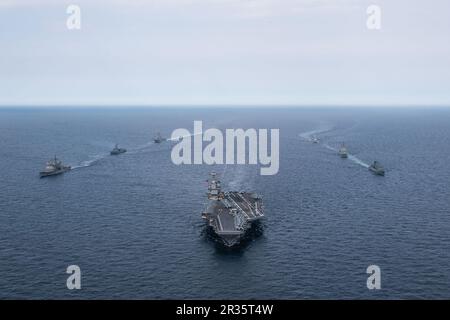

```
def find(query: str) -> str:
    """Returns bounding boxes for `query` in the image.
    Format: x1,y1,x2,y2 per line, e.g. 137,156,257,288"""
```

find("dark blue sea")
0,107,449,299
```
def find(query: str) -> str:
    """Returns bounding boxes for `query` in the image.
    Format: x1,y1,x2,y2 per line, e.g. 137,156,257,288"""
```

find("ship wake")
72,154,106,169
324,143,370,168
298,123,334,142
300,123,370,169
73,137,168,169
166,131,203,142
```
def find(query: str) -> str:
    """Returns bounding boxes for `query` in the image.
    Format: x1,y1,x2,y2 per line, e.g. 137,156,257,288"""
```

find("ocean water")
0,107,449,299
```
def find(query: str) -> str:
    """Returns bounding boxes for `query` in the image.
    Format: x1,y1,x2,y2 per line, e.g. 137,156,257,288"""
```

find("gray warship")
40,156,71,178
338,143,348,158
369,161,385,176
202,172,264,247
154,132,165,144
110,144,127,155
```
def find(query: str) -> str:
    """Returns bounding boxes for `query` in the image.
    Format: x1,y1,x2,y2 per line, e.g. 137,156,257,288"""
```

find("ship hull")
219,233,243,247
39,167,71,178
206,221,263,248
110,150,126,155
369,167,385,176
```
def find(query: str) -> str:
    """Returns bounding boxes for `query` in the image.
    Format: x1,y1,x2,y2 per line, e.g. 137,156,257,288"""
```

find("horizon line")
1,104,450,109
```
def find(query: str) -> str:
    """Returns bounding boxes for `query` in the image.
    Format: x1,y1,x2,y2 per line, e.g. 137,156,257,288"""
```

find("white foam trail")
72,131,216,170
127,135,173,154
324,143,370,168
126,141,155,154
324,143,336,152
301,124,370,169
299,124,333,142
72,154,106,169
73,135,169,169
166,131,202,141
348,154,370,168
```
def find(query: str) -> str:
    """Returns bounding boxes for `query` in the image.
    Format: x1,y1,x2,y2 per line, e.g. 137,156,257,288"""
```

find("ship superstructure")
338,143,348,158
39,156,71,178
110,144,127,155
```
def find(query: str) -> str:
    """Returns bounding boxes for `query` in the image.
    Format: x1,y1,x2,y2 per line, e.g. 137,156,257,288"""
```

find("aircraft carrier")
202,172,264,247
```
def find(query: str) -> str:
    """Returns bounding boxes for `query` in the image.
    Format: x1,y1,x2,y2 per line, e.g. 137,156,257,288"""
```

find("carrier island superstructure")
202,172,264,247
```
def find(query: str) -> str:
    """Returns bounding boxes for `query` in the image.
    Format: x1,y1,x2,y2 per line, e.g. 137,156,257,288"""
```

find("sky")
0,0,449,107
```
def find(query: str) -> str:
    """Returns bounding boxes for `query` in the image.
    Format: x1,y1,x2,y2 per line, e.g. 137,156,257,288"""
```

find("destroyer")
110,144,127,155
40,156,71,178
369,161,385,176
202,172,264,247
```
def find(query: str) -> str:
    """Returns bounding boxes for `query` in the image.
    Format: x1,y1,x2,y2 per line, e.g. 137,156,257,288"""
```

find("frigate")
39,156,71,178
110,144,127,155
202,172,264,247
369,161,385,176
338,143,348,158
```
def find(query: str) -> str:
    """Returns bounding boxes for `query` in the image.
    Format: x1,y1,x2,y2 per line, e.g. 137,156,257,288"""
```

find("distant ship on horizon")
154,132,166,144
110,143,127,155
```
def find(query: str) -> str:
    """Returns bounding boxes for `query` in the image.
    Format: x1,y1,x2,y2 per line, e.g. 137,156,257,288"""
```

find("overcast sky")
1,0,449,106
